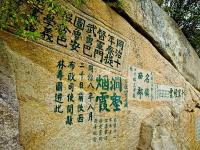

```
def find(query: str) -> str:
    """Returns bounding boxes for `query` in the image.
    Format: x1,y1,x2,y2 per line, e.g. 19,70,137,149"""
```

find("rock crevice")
104,0,200,92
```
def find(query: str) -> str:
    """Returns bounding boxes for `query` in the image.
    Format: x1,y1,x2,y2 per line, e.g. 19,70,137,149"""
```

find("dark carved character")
79,82,84,89
56,82,63,92
87,104,94,111
97,28,106,41
110,77,122,92
70,29,81,52
79,63,85,68
88,112,93,121
114,59,121,68
87,73,93,81
68,83,74,92
67,104,73,114
54,104,63,113
78,92,84,102
67,93,74,102
115,39,124,59
72,29,81,41
108,34,115,45
41,14,55,42
96,75,109,91
55,93,63,103
57,69,64,80
104,54,113,67
88,64,94,73
144,88,150,97
77,114,84,122
68,61,76,70
169,88,173,98
93,137,97,142
86,23,97,37
138,72,143,79
144,74,150,83
57,59,66,69
70,40,80,52
74,17,85,30
88,83,94,89
86,34,93,46
88,92,94,102
94,49,104,63
78,104,85,113
66,116,73,125
83,44,92,57
137,87,143,99
94,40,105,63
57,23,71,47
110,93,122,112
174,89,178,98
104,45,114,67
116,39,124,51
41,26,53,42
115,49,123,59
96,40,104,50
68,73,76,81
96,92,110,112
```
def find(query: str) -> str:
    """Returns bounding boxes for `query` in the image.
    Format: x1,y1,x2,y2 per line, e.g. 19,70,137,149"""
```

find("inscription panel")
35,4,128,72
92,116,119,143
128,66,185,101
128,66,154,100
153,84,185,101
54,58,128,126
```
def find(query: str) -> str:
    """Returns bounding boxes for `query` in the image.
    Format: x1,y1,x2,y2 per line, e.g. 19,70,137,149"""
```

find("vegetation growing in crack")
0,0,86,40
103,0,125,11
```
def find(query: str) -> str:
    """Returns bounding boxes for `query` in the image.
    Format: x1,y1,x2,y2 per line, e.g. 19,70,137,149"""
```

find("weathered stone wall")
107,0,200,91
0,0,200,149
0,39,20,149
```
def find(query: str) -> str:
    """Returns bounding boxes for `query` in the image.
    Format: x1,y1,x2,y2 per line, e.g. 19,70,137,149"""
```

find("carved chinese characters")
154,84,185,101
54,59,127,126
128,66,154,100
39,7,127,72
92,116,119,143
128,66,185,101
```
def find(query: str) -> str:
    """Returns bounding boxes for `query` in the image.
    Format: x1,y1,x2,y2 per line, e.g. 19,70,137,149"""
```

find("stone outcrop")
106,0,200,92
0,0,200,149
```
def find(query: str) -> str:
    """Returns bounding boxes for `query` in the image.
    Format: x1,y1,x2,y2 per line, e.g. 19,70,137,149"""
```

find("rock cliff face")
0,40,20,149
0,0,200,150
107,0,200,91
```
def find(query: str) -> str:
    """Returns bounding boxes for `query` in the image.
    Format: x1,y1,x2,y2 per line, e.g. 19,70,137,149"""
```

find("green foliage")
0,0,20,30
117,0,125,8
16,28,41,40
104,0,125,9
0,0,86,40
155,0,200,58
74,0,86,8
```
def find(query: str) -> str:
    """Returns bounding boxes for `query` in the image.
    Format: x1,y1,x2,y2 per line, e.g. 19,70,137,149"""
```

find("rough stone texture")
138,107,178,150
0,39,20,149
0,0,200,150
108,0,200,92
